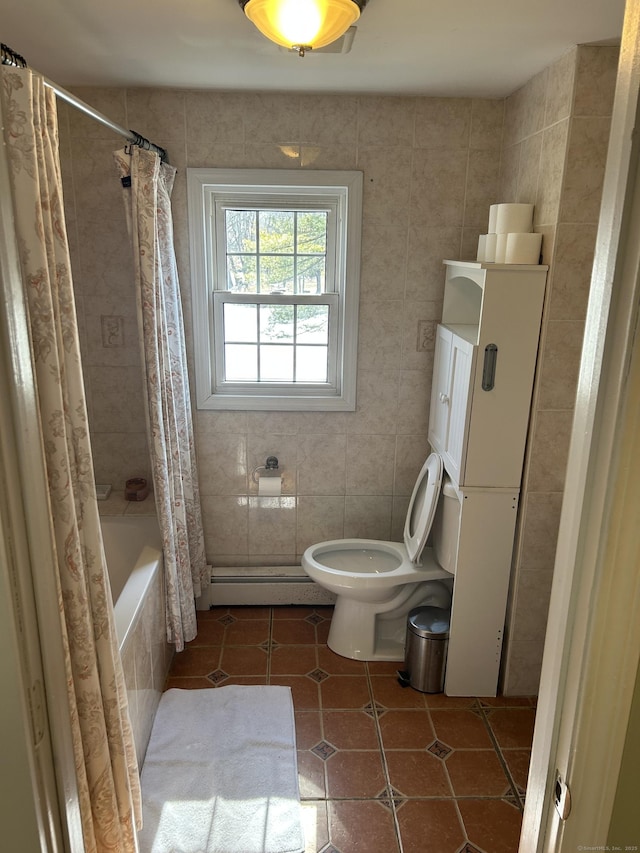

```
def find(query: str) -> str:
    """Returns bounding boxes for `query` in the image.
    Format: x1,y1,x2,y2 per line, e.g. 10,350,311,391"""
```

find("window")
187,169,362,411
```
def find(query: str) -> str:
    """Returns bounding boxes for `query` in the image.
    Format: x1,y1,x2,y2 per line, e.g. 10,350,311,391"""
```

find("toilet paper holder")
251,456,280,484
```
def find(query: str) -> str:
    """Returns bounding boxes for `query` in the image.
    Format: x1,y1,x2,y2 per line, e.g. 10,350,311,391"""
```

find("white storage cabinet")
432,261,547,696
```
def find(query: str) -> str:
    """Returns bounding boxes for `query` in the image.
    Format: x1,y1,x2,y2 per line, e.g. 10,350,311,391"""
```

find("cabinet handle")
482,343,498,391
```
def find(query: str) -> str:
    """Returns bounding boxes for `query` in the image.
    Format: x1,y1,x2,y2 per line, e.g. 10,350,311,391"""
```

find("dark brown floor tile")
271,675,320,710
164,676,214,690
316,620,331,644
297,750,326,799
190,619,226,645
219,645,268,676
272,606,318,619
272,619,318,644
367,660,403,675
295,711,323,750
320,675,371,709
169,645,221,677
424,693,479,709
227,605,271,620
485,708,536,749
479,695,535,708
223,619,270,645
385,750,452,798
430,709,493,749
271,644,318,675
317,646,367,675
215,676,267,686
396,799,466,853
204,606,231,618
445,749,512,797
458,798,523,853
300,800,329,852
378,709,435,750
370,676,427,710
322,710,379,750
328,800,400,853
502,748,532,794
325,750,387,799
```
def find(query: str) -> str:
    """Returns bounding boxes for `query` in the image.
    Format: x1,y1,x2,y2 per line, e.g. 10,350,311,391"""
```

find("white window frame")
187,168,362,411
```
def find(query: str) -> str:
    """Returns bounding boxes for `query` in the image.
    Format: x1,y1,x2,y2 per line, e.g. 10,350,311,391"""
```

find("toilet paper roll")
505,232,543,265
476,234,487,262
484,232,497,262
488,204,499,234
495,203,534,234
495,233,508,264
258,475,282,497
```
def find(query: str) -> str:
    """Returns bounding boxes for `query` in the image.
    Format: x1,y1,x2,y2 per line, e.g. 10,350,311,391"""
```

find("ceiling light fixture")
239,0,368,57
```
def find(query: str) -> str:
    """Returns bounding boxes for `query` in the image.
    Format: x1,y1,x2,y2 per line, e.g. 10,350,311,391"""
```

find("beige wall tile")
464,148,501,228
296,496,345,554
356,300,404,370
344,495,393,539
535,119,569,227
198,433,248,496
470,99,505,150
357,146,413,228
410,148,468,228
573,45,620,117
346,435,396,495
518,491,564,572
547,222,598,322
559,116,612,223
544,48,576,126
405,226,461,302
394,435,431,496
414,98,471,150
359,223,408,301
185,91,245,144
126,88,186,143
516,132,542,205
248,496,296,556
357,96,416,147
526,410,575,494
202,496,248,557
297,433,347,496
536,320,584,410
346,370,398,436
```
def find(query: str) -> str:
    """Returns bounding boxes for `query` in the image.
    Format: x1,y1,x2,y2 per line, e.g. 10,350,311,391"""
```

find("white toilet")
302,452,461,661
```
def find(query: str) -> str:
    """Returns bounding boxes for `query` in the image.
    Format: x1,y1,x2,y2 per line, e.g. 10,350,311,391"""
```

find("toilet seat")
403,452,443,563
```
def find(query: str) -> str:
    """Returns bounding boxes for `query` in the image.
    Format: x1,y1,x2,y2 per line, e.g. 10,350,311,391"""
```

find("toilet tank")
432,477,461,574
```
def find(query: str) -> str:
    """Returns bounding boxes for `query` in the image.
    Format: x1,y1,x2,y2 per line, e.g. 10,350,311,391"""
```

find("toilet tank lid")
403,452,443,563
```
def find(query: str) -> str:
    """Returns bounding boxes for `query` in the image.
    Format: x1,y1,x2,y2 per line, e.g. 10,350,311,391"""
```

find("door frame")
520,1,640,847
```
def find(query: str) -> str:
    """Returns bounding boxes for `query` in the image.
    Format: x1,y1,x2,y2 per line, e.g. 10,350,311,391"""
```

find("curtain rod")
1,42,168,163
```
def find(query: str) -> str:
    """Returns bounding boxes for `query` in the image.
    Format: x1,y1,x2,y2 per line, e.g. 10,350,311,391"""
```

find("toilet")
302,452,461,661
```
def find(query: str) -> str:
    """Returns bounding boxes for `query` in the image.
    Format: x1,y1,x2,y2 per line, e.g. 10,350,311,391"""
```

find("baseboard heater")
205,567,336,607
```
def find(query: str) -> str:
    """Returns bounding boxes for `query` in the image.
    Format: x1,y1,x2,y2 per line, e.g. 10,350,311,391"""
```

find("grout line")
364,662,405,853
475,703,525,810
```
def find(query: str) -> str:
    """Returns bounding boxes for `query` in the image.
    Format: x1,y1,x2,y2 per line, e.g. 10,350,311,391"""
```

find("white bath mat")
138,686,304,853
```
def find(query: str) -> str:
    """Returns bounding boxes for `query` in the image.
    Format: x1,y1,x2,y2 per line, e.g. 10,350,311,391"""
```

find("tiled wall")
59,92,503,567
58,45,617,696
499,45,619,694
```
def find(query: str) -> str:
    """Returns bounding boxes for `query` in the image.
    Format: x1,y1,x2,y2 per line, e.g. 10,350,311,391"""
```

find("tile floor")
164,605,536,853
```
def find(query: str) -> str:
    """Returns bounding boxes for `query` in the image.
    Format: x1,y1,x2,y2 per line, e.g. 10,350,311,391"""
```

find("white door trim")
520,3,640,848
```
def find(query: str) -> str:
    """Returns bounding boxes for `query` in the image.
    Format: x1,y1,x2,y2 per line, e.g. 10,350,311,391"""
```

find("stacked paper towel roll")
476,202,541,264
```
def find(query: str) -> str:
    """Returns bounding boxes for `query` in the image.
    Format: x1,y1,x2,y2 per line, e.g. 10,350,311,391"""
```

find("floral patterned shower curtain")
1,68,141,850
114,147,207,652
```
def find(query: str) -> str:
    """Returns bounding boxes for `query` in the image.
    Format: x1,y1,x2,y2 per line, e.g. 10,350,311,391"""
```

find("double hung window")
187,169,362,411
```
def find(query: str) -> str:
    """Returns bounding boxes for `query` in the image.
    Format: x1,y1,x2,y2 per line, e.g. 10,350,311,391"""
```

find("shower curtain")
1,69,141,850
114,147,207,651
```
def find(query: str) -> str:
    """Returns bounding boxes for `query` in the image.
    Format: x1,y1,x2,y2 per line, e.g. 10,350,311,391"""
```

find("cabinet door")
428,325,453,456
445,336,475,485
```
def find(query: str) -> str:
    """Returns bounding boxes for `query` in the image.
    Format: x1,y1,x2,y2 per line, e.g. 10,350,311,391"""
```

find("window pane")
227,255,257,292
296,304,329,343
225,344,258,380
226,210,256,253
297,256,326,294
260,304,294,343
260,255,295,293
297,211,327,254
296,346,328,382
260,345,294,381
224,303,257,342
260,210,294,254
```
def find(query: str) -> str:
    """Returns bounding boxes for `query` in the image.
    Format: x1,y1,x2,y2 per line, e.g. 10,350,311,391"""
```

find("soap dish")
96,484,112,501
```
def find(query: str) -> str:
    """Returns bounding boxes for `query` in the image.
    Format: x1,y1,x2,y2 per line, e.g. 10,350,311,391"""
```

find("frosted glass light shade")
243,0,362,50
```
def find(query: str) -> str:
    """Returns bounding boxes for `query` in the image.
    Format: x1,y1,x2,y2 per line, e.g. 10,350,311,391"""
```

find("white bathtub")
101,516,163,651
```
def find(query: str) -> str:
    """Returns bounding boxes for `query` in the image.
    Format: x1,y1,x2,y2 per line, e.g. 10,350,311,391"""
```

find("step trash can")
398,606,450,693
